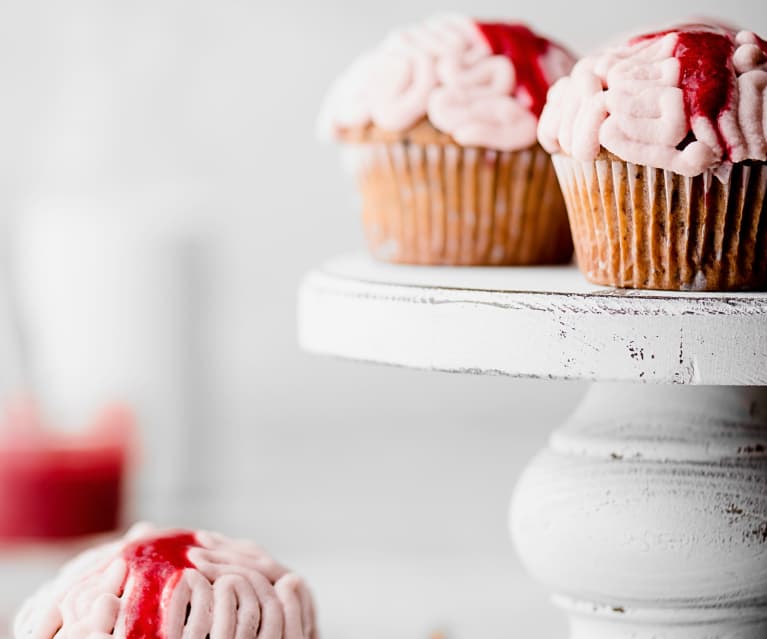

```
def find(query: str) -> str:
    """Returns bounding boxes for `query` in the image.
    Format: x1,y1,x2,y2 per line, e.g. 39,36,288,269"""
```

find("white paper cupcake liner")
552,155,767,291
347,142,572,265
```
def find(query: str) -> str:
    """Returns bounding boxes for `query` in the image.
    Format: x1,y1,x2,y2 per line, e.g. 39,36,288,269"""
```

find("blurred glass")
0,189,206,634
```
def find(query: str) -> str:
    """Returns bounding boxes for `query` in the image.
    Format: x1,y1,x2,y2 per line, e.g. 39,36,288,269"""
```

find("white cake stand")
298,253,767,639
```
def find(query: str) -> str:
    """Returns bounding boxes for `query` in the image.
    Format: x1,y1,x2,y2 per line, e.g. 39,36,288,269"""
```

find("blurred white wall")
1,1,765,637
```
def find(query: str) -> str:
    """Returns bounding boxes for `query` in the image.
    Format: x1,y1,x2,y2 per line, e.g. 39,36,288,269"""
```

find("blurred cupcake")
319,15,576,265
14,523,318,639
538,23,767,290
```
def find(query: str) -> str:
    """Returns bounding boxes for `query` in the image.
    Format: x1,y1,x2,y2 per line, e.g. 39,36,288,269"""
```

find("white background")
1,1,765,637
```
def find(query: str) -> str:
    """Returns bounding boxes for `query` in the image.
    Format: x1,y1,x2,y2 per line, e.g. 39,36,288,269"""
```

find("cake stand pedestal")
298,253,767,639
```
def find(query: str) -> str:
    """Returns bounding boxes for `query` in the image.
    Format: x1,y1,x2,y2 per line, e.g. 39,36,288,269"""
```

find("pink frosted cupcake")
538,23,767,290
13,523,318,639
320,14,576,265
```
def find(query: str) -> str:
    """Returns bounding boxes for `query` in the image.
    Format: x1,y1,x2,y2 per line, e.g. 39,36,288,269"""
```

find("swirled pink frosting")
538,24,767,176
13,523,318,639
318,14,575,151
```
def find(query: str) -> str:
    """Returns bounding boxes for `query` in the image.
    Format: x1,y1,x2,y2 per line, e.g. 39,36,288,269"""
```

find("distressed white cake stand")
298,253,767,639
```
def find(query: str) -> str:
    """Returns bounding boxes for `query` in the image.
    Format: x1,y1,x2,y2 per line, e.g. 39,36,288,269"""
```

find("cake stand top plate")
298,253,767,385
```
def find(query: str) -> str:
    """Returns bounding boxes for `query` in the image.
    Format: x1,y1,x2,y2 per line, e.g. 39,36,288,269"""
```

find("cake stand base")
299,255,767,636
511,383,767,638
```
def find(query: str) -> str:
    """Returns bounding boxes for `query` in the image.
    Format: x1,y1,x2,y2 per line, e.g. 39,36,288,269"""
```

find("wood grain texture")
511,384,767,639
298,254,767,385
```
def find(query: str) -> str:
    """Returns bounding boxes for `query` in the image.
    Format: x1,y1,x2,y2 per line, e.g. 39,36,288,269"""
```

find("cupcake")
319,14,576,265
538,23,767,290
13,523,318,639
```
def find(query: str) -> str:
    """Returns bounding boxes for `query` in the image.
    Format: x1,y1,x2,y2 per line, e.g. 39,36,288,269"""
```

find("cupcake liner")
348,142,573,265
552,155,767,291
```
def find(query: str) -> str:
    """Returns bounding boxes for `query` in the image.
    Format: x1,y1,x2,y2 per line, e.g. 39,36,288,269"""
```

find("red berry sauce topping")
476,23,554,117
632,26,737,153
122,532,196,639
675,31,734,142
753,31,767,56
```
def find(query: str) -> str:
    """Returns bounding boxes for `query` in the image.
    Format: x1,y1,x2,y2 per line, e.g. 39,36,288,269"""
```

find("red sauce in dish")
476,23,553,117
122,532,197,639
0,404,131,542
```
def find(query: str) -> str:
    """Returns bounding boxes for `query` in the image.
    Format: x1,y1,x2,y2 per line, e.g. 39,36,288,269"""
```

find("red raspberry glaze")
475,23,552,117
675,31,735,147
753,31,767,55
632,26,736,153
121,533,196,639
